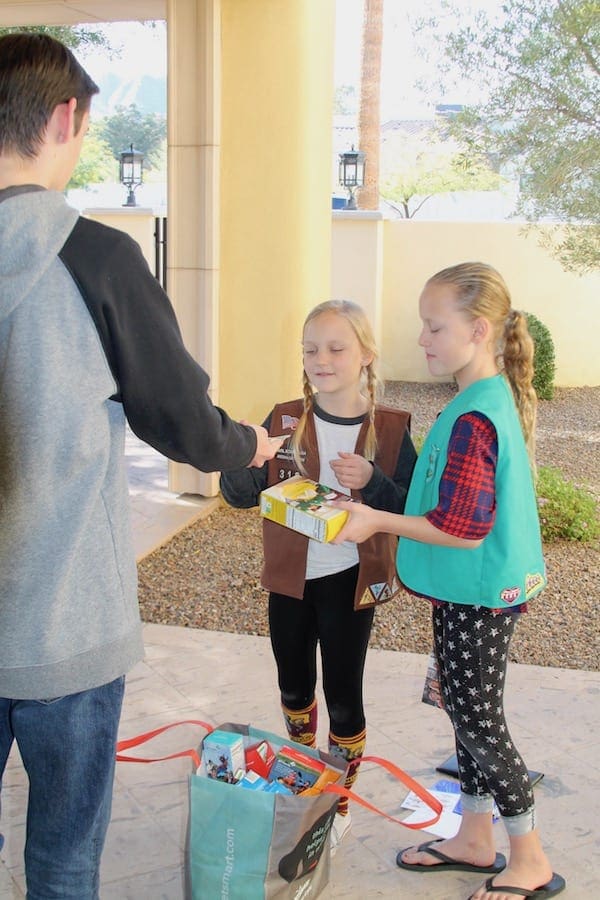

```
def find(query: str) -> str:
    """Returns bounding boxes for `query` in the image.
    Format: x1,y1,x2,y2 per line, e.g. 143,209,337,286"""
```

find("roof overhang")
0,1,165,25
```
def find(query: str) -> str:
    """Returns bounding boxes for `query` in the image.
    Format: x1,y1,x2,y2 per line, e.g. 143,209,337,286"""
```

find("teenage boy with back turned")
0,32,280,899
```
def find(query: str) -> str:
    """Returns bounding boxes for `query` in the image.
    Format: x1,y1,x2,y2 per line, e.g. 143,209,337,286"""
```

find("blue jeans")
0,676,125,900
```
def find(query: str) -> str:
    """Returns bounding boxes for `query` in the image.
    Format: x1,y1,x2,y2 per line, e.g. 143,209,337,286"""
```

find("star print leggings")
432,602,536,836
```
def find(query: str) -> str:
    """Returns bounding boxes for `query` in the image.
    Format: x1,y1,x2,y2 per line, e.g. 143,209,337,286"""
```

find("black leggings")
268,565,374,738
432,602,534,818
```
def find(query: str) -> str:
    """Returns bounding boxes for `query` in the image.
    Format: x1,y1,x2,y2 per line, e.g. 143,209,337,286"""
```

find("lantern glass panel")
346,162,358,186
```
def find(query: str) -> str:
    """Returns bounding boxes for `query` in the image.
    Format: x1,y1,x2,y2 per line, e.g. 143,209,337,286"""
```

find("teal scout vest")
396,375,546,608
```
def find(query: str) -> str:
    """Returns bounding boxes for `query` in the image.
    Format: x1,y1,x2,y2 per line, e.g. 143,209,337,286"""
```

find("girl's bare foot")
468,863,564,900
398,836,501,871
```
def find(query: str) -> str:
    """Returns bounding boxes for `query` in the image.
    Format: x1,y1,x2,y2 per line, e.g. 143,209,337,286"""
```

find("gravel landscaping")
137,383,600,672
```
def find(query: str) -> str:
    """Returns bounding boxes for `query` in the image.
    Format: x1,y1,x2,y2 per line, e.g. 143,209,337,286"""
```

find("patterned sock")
328,728,366,816
281,699,318,748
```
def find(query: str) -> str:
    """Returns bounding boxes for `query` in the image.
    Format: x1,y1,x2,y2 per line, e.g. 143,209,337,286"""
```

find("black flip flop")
467,872,566,898
396,839,506,873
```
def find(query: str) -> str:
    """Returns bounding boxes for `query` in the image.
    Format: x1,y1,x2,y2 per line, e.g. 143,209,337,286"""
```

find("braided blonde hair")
426,263,537,463
290,300,380,474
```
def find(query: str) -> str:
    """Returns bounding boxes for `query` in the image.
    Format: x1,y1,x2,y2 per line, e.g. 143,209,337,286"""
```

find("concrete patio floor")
1,435,598,899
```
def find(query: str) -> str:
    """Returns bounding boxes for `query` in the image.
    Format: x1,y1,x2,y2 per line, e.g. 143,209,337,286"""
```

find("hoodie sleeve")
219,412,273,506
59,216,256,471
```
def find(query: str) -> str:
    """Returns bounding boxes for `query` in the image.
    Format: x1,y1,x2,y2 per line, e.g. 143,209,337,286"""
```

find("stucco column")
166,0,334,496
219,0,335,418
166,0,222,495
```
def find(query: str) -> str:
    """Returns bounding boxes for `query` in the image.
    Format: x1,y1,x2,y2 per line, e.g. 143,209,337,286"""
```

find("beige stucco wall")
85,210,600,392
333,216,600,387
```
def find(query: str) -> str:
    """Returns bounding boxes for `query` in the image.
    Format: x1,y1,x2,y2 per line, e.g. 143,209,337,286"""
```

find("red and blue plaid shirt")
426,411,497,539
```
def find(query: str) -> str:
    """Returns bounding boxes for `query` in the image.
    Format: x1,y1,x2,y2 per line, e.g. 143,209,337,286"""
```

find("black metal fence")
154,217,167,291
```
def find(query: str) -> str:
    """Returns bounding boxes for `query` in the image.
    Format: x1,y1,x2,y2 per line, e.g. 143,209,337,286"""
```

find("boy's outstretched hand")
330,500,382,544
246,424,285,467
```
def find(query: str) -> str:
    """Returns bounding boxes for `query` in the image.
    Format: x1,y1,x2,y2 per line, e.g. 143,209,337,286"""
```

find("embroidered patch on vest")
275,447,298,464
499,586,522,604
358,584,388,606
425,444,441,481
358,589,372,606
281,414,299,431
525,572,545,599
369,582,388,601
359,578,399,606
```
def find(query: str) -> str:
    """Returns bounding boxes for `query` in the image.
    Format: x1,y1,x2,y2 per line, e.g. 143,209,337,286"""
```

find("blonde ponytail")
289,373,315,476
503,310,537,462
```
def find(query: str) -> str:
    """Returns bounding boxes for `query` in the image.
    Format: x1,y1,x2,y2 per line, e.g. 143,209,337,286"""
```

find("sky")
80,21,167,83
79,1,503,120
335,0,434,117
334,0,504,118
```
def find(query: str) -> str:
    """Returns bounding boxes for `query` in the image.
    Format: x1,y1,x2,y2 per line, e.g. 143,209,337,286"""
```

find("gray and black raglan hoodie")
0,186,257,700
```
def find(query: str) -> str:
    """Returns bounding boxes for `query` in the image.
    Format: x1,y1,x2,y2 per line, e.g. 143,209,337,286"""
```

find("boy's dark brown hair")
0,32,99,158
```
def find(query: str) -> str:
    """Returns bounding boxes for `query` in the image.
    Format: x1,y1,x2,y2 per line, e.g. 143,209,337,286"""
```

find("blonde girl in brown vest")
220,299,416,853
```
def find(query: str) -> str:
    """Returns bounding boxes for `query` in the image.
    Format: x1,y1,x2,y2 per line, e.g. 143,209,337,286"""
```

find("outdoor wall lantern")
119,144,144,207
338,145,366,210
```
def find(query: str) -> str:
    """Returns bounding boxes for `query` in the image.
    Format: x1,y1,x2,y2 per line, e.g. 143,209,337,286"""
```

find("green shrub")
536,466,599,542
525,312,556,400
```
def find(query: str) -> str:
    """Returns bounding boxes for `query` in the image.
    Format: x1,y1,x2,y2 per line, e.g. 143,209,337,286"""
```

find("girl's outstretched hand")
330,500,381,544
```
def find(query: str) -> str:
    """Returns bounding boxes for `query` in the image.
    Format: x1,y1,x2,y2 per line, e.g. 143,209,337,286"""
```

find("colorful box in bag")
300,764,345,797
245,739,276,779
236,770,294,796
268,744,326,795
236,770,270,791
199,729,245,784
264,780,293,795
259,475,350,543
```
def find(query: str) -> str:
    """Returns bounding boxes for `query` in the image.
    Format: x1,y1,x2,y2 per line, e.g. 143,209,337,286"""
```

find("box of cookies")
259,476,350,543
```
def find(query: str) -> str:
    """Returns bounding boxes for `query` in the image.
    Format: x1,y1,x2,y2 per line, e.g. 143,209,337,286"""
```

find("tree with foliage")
334,85,358,116
380,130,504,218
0,24,114,53
432,0,599,274
98,104,166,172
142,139,167,184
357,0,384,210
67,123,117,191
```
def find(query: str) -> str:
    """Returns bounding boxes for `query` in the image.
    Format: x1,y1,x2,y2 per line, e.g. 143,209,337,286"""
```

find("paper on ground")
401,788,463,839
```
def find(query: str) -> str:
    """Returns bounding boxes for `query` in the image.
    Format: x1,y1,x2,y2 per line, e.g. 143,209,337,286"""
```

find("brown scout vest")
262,399,411,609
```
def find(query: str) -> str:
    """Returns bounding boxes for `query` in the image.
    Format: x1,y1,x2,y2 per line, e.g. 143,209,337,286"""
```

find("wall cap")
332,209,384,221
82,207,156,216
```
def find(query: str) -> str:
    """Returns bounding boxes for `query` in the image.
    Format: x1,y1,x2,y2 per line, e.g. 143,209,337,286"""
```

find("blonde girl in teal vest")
333,264,564,900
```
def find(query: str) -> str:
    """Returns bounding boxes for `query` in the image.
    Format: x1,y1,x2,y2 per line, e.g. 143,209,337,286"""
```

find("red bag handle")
116,719,214,770
323,754,443,830
116,726,442,829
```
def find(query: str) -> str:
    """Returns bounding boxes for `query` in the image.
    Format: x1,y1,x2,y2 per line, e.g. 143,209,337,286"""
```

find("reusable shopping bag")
116,719,442,900
189,722,345,900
